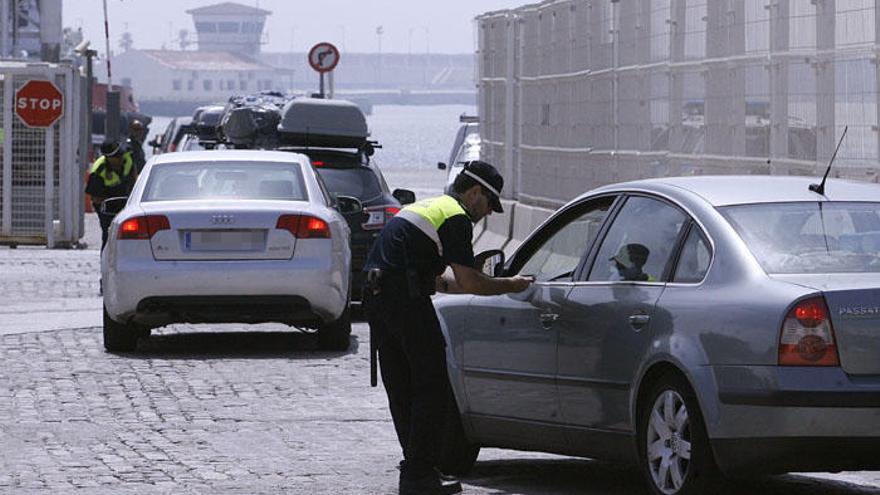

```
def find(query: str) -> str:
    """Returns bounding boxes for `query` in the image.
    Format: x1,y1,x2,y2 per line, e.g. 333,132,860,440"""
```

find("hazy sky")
64,1,526,56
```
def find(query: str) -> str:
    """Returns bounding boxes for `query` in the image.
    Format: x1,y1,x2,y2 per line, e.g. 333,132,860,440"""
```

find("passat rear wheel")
102,306,142,352
638,373,718,495
317,305,352,351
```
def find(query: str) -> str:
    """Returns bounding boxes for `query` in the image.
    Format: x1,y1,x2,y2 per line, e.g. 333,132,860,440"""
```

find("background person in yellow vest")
85,141,137,249
362,161,532,495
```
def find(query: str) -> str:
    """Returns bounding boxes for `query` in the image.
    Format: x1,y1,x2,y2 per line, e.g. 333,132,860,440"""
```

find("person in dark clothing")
126,119,147,174
85,141,137,249
362,161,532,495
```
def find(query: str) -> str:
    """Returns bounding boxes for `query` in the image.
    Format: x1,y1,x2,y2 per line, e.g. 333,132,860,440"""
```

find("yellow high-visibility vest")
395,195,468,255
89,153,134,187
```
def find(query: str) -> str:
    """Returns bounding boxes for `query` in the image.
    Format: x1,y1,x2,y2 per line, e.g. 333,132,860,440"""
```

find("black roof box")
278,98,367,148
192,105,225,142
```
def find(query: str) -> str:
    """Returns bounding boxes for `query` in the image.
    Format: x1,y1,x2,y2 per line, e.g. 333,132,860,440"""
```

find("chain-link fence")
0,62,86,247
478,0,880,208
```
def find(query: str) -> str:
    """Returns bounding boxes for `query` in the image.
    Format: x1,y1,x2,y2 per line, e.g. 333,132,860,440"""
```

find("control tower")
186,2,271,57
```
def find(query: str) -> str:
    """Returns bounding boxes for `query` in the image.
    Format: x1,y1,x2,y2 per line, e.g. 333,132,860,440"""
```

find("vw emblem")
210,214,235,225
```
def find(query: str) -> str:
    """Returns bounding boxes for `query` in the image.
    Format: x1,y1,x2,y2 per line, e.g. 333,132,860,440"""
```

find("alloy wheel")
646,389,692,494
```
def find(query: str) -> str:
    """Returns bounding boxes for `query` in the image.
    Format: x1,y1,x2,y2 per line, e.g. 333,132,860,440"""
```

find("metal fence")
0,62,86,247
478,0,880,208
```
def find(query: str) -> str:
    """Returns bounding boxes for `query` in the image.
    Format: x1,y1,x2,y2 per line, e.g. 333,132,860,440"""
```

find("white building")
104,2,278,114
112,49,277,109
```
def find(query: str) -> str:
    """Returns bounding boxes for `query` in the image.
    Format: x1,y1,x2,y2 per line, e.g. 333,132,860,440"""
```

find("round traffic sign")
308,42,340,73
15,79,64,128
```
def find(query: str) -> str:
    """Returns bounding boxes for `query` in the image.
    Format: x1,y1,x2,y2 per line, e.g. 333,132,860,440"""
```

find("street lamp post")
376,26,384,86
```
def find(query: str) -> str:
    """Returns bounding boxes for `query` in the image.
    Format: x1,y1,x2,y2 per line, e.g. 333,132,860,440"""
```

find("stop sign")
15,79,64,127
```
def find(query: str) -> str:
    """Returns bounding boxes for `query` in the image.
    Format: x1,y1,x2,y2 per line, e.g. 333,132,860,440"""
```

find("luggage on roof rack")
220,92,288,149
277,98,368,149
192,105,225,143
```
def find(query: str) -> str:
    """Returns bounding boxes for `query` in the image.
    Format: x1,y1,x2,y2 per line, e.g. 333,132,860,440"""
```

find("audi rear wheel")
317,305,352,351
102,306,142,352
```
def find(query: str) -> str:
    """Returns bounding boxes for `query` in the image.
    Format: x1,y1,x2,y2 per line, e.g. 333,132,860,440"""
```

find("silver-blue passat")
434,175,880,495
101,150,354,352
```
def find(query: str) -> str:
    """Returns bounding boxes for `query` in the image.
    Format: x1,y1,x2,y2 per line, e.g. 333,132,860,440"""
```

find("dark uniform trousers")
96,208,115,249
363,278,450,480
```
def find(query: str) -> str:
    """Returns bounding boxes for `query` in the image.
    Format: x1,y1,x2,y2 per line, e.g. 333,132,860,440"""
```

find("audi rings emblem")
210,214,235,225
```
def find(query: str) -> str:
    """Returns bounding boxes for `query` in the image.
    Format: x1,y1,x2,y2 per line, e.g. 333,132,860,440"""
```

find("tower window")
195,22,216,33
218,22,239,33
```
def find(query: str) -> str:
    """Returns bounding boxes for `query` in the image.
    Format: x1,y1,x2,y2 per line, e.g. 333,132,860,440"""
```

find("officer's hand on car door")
508,275,533,293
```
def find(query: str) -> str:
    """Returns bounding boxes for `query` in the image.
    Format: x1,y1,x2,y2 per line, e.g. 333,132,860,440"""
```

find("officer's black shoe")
399,473,462,495
396,462,457,482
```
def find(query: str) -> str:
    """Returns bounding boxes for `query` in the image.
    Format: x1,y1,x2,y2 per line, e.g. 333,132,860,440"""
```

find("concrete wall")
475,0,880,250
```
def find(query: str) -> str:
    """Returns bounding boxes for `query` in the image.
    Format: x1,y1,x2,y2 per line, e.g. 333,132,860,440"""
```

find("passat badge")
211,214,235,225
838,306,880,318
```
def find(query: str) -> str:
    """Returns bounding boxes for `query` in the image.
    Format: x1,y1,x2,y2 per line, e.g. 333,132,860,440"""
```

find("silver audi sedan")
435,176,880,495
101,150,354,352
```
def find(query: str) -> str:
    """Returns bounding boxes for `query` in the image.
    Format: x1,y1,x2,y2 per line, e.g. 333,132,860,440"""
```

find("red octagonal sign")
15,79,64,128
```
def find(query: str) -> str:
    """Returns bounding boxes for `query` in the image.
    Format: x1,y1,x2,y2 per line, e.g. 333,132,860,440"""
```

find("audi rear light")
276,214,331,239
362,205,400,230
117,215,170,240
779,296,839,366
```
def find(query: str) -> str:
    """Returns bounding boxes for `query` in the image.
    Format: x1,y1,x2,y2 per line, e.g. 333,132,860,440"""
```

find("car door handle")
539,312,559,329
628,314,651,329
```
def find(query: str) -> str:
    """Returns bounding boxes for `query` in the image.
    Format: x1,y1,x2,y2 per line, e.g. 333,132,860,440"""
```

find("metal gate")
0,62,86,248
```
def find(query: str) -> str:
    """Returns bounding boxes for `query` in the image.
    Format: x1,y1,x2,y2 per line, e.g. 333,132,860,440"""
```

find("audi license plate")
184,230,265,251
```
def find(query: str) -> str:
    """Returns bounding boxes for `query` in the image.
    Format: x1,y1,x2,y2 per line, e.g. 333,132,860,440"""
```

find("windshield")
722,202,880,274
316,167,384,201
142,161,308,202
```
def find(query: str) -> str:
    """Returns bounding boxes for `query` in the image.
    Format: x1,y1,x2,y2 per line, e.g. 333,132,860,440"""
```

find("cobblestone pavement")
3,320,880,495
1,172,880,494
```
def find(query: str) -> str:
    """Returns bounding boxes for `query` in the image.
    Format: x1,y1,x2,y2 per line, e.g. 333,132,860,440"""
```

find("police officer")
85,141,137,249
126,119,147,174
363,161,532,495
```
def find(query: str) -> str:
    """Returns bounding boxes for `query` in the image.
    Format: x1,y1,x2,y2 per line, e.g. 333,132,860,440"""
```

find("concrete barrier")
471,199,557,260
503,203,553,256
473,199,516,254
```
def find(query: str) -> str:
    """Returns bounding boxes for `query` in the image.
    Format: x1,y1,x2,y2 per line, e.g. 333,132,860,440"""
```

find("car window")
514,197,614,282
316,167,384,202
453,134,481,166
672,226,711,283
722,202,880,274
313,171,333,206
142,161,308,202
589,196,687,282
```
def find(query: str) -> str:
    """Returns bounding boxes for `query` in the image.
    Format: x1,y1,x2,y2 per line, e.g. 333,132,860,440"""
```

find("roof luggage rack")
187,94,378,153
220,92,288,149
277,98,368,149
192,105,225,144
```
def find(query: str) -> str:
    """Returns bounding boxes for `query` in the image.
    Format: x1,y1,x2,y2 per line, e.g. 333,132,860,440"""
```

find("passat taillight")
276,214,331,239
117,215,170,240
362,205,400,230
779,296,839,366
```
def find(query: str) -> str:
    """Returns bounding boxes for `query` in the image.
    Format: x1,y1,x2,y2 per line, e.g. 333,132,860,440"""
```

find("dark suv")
290,148,414,301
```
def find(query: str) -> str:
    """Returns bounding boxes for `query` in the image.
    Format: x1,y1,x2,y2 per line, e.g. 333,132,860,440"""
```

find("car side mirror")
334,195,363,215
147,134,162,148
474,249,505,277
100,196,128,216
392,188,416,205
437,161,447,170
